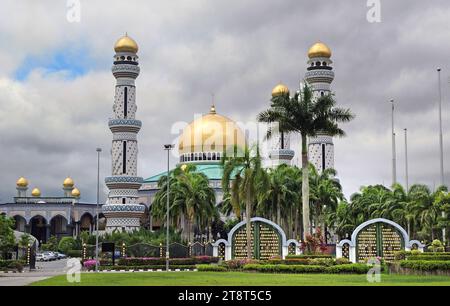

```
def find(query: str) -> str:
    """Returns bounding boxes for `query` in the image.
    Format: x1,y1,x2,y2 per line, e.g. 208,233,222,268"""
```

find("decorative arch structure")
336,218,425,263
212,217,299,260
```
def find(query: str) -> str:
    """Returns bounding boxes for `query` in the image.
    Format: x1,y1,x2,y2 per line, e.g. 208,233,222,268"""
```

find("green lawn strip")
31,272,450,286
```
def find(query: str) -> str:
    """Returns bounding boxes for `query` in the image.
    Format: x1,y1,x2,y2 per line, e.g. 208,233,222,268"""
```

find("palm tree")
152,165,217,242
222,145,268,259
309,165,343,242
258,84,354,239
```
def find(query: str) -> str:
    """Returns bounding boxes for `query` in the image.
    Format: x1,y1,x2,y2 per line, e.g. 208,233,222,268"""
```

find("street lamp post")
437,68,444,186
390,99,397,186
95,148,102,273
404,128,409,191
164,144,174,272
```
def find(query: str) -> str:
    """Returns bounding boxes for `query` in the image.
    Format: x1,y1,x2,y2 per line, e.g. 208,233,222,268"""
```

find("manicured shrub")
286,254,333,259
97,265,195,271
309,258,335,267
222,259,261,270
325,264,370,274
117,256,219,266
399,260,450,271
67,250,82,258
196,264,227,272
335,258,350,265
58,237,76,254
408,255,450,261
243,264,326,273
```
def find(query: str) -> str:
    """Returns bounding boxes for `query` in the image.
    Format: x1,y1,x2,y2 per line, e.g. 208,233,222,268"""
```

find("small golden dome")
63,177,74,188
71,188,80,198
16,177,28,187
114,34,138,53
308,42,332,58
272,83,289,97
31,188,41,197
178,106,246,155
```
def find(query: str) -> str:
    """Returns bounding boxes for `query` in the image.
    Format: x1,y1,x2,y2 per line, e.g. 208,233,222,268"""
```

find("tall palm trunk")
245,193,252,259
301,134,311,240
276,194,281,225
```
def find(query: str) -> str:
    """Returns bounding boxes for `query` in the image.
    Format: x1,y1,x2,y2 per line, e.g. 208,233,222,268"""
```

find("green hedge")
243,264,325,273
326,264,371,274
399,260,450,271
117,256,220,266
67,250,82,258
97,265,196,271
196,264,227,272
395,251,450,260
408,255,450,261
285,254,333,259
241,263,373,274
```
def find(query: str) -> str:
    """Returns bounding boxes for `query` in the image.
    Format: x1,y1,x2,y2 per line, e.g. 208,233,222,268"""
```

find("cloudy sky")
0,0,449,203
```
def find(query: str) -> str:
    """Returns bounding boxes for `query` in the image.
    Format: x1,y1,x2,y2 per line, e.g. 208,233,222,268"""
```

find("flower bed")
98,265,196,271
285,254,333,259
241,263,372,274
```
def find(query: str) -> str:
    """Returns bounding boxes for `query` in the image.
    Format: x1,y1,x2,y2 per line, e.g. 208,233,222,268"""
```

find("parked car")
43,251,57,261
36,253,51,262
55,252,67,259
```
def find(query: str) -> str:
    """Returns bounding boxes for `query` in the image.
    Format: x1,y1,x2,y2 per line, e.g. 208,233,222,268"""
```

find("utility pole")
404,128,409,191
390,99,397,186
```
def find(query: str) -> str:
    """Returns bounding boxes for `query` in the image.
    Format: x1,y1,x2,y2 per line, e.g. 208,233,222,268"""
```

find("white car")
55,252,67,259
36,253,51,262
43,251,57,261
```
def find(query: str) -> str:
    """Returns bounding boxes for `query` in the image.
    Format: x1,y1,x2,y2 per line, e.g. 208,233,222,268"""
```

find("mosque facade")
1,36,337,237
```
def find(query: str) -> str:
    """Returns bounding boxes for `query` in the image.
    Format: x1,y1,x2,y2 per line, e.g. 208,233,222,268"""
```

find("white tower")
268,83,295,167
102,34,145,232
305,42,335,173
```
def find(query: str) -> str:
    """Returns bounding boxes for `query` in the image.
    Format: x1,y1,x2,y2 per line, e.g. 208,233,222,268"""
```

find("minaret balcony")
112,64,140,79
305,69,334,84
105,176,143,190
108,119,142,133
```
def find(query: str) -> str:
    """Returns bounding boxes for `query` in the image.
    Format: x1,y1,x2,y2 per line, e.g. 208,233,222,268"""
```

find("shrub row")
407,255,450,261
285,254,333,259
394,251,450,261
399,260,450,271
0,260,25,272
241,263,371,274
196,264,228,272
267,258,341,267
117,256,220,266
67,250,82,258
96,265,196,271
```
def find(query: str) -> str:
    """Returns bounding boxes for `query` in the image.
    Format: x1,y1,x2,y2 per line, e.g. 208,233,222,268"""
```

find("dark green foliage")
196,264,228,272
399,260,450,271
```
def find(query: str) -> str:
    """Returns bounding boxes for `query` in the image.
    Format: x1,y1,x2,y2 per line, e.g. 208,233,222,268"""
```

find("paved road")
0,258,72,286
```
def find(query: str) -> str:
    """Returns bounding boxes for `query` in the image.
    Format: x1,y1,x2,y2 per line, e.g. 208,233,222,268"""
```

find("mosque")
0,35,337,238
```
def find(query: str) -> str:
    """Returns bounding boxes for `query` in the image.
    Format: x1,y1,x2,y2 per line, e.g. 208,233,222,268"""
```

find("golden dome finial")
114,34,138,53
63,177,74,188
272,83,289,97
71,188,80,198
308,41,332,58
31,188,41,197
16,177,28,188
210,104,216,114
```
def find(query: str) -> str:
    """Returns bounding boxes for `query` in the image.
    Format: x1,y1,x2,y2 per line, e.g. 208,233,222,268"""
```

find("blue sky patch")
14,48,94,81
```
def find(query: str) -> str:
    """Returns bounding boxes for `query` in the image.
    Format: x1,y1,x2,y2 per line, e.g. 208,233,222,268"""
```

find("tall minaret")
102,34,145,232
268,83,295,167
305,42,335,173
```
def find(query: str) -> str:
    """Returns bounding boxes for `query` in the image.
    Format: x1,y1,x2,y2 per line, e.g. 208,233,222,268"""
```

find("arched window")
323,61,327,66
316,61,321,66
127,56,132,61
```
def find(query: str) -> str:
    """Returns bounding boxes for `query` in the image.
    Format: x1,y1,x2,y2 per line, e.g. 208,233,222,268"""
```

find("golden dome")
71,188,80,198
16,177,28,187
63,177,74,188
114,34,138,53
31,188,41,197
178,105,246,156
271,83,289,97
308,42,332,58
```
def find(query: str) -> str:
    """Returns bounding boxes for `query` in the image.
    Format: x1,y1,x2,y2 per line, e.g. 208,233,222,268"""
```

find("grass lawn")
31,272,450,286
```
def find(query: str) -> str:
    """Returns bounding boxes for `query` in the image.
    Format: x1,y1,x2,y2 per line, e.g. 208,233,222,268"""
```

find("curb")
87,268,198,273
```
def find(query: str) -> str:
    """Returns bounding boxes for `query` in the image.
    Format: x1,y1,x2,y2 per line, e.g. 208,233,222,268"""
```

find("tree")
222,145,268,259
258,84,354,239
18,233,32,249
0,215,15,259
152,164,217,242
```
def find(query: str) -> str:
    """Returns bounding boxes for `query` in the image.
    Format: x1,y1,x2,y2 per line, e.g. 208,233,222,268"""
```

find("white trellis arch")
212,217,299,260
336,218,425,263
